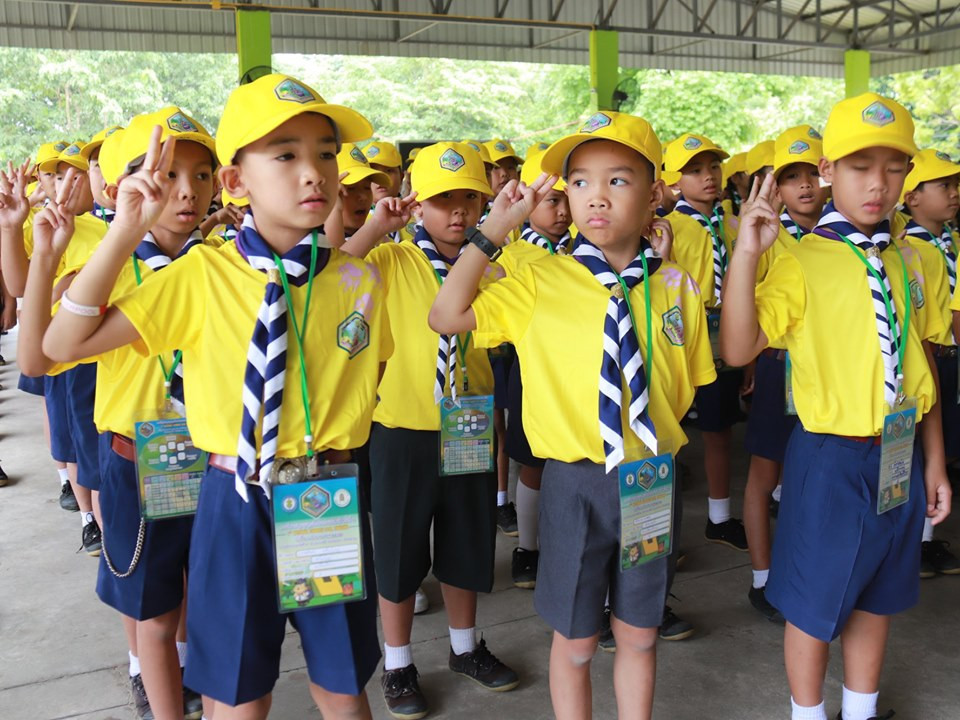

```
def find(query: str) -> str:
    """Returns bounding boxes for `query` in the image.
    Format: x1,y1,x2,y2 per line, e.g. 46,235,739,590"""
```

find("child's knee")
312,687,368,719
553,633,598,667
611,623,658,654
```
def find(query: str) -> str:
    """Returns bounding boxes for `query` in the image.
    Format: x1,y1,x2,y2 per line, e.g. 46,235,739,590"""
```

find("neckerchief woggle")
573,235,661,472
233,212,330,501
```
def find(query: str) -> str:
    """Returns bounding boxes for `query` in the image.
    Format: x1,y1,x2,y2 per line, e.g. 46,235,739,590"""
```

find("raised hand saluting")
0,159,33,230
31,166,86,260
112,126,176,238
481,172,559,245
735,173,781,257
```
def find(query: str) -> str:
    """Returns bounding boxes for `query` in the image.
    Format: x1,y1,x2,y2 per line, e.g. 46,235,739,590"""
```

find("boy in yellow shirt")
430,111,716,720
901,148,960,576
722,93,952,720
41,74,393,720
365,140,404,205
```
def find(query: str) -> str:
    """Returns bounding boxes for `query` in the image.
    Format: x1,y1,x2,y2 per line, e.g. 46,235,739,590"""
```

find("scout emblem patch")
808,128,823,140
661,306,685,346
350,146,366,164
64,144,81,156
581,113,612,133
167,112,198,134
936,150,951,161
909,279,925,309
54,141,69,152
789,141,810,155
365,145,380,158
862,101,894,127
683,136,703,151
275,78,314,103
439,149,465,172
494,141,508,152
337,311,370,358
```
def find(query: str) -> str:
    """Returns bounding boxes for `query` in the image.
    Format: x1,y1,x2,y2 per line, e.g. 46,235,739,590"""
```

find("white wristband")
60,290,106,317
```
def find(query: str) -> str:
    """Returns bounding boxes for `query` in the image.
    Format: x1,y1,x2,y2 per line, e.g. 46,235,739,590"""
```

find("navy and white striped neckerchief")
414,225,467,405
233,213,330,501
92,204,115,225
221,224,238,243
904,219,956,295
779,211,810,242
814,202,901,408
573,236,661,471
674,196,726,305
520,223,572,255
133,229,204,415
479,200,494,226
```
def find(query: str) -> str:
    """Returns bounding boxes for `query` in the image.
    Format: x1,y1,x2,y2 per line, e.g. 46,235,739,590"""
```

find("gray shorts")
534,459,670,639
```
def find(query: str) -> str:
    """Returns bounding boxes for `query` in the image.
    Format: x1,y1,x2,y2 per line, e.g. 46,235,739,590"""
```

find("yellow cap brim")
773,157,820,179
541,135,661,182
38,157,88,173
662,170,681,185
825,135,917,163
220,104,372,166
79,141,104,161
415,176,493,202
903,160,960,195
342,166,391,188
489,151,523,165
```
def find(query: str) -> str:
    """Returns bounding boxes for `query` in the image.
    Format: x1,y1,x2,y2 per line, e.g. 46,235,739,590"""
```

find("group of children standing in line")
0,73,955,720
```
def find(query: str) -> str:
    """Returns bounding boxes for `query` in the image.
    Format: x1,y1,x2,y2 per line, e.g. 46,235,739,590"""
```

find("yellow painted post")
236,9,272,84
589,30,619,111
844,49,870,98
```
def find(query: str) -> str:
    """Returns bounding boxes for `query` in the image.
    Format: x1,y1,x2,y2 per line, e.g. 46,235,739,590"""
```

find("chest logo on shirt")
337,311,370,358
661,306,685,346
909,279,925,309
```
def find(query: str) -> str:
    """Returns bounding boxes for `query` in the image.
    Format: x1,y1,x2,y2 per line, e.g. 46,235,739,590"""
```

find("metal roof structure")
2,0,960,77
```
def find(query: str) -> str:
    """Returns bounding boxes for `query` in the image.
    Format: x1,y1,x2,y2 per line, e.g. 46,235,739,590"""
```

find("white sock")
516,481,540,551
497,490,508,506
81,511,94,527
791,698,827,720
128,651,141,678
449,626,477,656
383,643,413,671
708,497,731,524
922,516,934,542
58,468,70,486
176,641,188,668
772,484,782,502
841,686,878,720
752,568,769,589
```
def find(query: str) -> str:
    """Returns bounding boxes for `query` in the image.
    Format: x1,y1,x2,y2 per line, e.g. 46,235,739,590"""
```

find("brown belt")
111,433,136,462
837,435,883,446
208,449,352,475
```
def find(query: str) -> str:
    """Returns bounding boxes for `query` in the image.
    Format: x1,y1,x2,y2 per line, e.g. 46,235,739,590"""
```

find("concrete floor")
1,331,959,720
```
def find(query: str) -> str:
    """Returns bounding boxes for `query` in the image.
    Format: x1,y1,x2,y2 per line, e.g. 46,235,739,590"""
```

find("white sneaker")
414,587,429,615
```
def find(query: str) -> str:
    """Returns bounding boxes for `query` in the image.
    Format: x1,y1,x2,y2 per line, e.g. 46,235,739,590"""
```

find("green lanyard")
271,230,319,458
431,267,473,394
918,226,953,270
705,208,727,275
613,252,654,390
836,233,911,387
131,255,183,400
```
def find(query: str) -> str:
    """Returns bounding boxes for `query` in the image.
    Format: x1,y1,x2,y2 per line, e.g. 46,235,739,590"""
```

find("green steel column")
236,9,272,84
844,49,870,98
589,30,619,111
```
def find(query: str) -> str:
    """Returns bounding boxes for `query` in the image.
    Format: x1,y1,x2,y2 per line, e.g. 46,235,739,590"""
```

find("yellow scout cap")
662,133,729,185
541,111,661,182
216,73,372,166
773,125,824,178
407,146,421,164
36,140,71,167
115,106,217,180
410,142,493,202
520,145,564,191
461,140,495,166
98,129,127,185
80,125,124,161
525,141,551,161
902,149,960,195
722,152,746,184
484,138,522,165
745,140,775,176
38,142,88,174
363,141,402,168
823,92,917,162
222,188,249,208
337,143,391,187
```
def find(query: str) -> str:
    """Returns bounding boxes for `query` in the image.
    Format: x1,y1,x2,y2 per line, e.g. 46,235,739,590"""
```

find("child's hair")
724,178,741,215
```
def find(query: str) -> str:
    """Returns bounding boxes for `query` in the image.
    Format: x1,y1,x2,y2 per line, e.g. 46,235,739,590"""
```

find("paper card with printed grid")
784,352,798,416
878,397,916,515
134,417,205,520
619,453,674,571
439,394,495,476
706,311,734,372
271,464,366,613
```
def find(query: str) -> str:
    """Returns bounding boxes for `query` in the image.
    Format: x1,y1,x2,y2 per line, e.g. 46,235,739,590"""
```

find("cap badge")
788,141,810,155
494,141,508,152
936,150,951,162
366,145,380,158
54,141,69,152
350,146,366,164
537,142,549,150
439,149,466,172
466,142,480,152
581,113,612,133
64,144,81,156
808,128,823,140
683,137,703,151
275,78,315,104
167,112,198,134
862,101,894,127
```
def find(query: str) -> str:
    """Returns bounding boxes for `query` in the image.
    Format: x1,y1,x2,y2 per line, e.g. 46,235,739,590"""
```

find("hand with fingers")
370,191,418,237
0,158,33,230
481,173,560,246
111,126,177,240
32,167,87,261
649,217,674,261
736,173,781,257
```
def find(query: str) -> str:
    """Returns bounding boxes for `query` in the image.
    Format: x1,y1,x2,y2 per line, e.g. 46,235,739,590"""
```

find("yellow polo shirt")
667,210,738,309
902,234,953,346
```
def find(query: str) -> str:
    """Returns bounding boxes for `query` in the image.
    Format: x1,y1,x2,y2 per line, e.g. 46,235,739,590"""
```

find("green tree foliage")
873,68,960,154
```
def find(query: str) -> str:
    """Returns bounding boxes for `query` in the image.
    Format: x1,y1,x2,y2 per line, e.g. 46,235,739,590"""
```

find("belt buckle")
269,455,320,485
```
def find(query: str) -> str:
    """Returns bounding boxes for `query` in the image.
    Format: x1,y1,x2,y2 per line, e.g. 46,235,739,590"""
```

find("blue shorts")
489,345,515,410
65,364,101,491
695,368,744,432
96,433,193,621
18,373,45,396
505,358,544,468
934,351,960,459
766,427,925,642
184,465,380,706
43,374,76,464
744,351,799,463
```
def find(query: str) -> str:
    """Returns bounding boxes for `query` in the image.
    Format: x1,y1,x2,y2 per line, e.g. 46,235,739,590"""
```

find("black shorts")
369,423,497,602
505,358,545,468
695,368,744,432
489,345,515,410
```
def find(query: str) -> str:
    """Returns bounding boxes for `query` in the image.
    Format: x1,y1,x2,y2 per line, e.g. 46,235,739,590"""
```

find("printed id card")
878,397,917,515
134,416,205,520
439,395,496,476
706,311,732,371
271,463,366,613
784,352,797,416
618,453,674,570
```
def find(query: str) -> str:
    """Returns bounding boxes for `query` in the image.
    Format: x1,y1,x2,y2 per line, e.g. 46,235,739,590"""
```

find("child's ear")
103,183,119,203
903,190,919,210
818,157,834,185
218,165,248,202
649,179,665,213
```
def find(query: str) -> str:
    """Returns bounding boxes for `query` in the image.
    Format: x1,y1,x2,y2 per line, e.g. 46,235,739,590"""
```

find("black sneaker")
59,482,79,512
82,520,102,557
748,585,785,624
598,607,616,653
659,606,695,641
449,638,519,692
705,518,749,551
381,664,428,720
0,464,7,487
496,502,518,537
130,674,154,720
511,548,538,589
182,678,203,720
921,539,960,577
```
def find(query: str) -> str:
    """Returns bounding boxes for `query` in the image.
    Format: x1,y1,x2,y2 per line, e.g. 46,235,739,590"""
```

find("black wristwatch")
466,227,502,262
